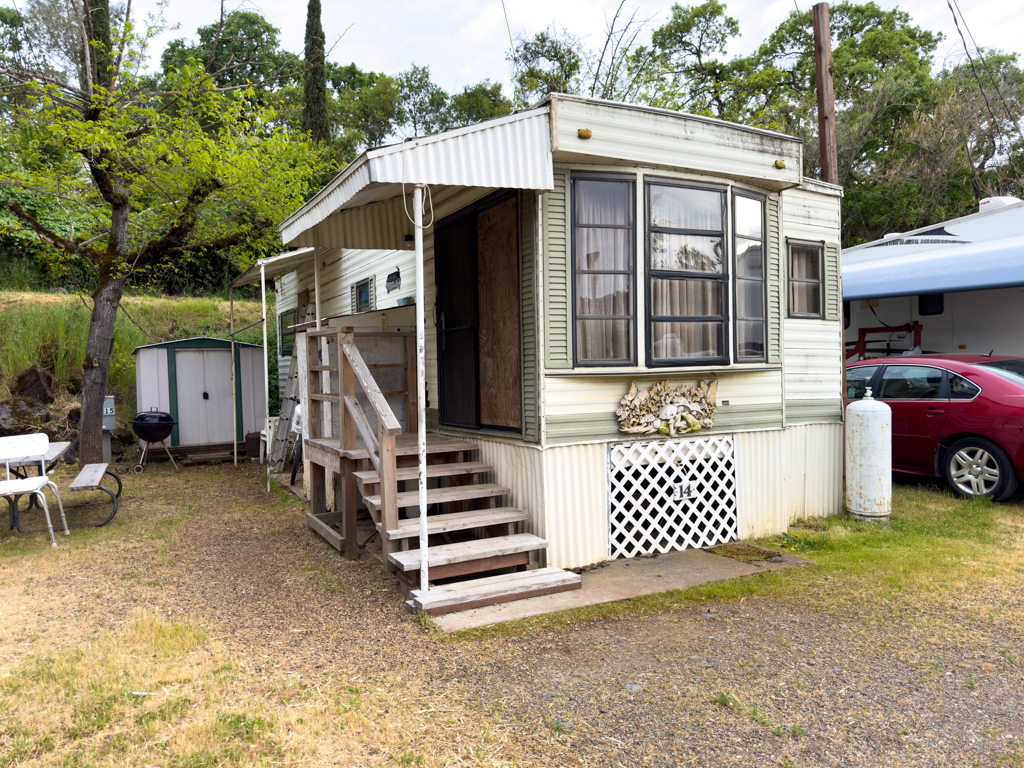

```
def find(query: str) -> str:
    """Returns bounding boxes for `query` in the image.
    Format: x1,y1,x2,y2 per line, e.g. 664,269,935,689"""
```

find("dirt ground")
2,461,1023,767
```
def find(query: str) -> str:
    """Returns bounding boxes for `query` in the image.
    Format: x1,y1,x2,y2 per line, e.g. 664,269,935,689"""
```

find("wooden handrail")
341,341,402,436
344,395,380,472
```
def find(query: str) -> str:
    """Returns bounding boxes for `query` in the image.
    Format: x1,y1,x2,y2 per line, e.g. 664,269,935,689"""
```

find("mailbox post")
102,396,116,463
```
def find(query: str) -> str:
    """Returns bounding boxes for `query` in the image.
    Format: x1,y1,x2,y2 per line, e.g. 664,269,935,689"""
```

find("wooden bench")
68,463,120,526
69,463,108,492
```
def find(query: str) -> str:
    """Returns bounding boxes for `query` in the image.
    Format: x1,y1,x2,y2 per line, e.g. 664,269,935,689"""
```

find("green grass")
450,485,1024,640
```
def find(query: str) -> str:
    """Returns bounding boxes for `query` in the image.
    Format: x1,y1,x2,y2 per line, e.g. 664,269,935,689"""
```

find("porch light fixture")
578,128,593,139
774,160,787,169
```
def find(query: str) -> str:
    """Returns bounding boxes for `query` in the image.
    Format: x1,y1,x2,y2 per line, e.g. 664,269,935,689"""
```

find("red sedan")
846,354,1024,500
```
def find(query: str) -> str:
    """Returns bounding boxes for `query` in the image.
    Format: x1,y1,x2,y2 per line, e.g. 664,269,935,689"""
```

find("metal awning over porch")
278,106,554,250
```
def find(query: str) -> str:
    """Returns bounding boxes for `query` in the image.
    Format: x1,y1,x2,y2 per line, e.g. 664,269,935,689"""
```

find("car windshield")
975,360,1024,390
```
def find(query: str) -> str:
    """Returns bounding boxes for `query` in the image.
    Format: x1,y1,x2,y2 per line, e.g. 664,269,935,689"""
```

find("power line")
500,0,515,52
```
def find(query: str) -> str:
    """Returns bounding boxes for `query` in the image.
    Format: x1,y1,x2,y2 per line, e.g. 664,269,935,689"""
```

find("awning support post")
230,287,236,465
414,185,429,594
261,262,270,492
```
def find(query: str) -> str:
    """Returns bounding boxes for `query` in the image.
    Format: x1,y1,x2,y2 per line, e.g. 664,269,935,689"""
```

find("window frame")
731,189,767,363
354,277,372,313
570,171,638,368
787,239,825,319
278,308,297,356
644,176,730,368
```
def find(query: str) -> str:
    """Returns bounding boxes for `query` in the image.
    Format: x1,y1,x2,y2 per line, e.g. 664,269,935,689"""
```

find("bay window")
572,174,636,365
646,180,727,365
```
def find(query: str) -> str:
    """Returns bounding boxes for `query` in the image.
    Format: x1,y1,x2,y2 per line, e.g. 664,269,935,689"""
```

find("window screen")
279,309,297,356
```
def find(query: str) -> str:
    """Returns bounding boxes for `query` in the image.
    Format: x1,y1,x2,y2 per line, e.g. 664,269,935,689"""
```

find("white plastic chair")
1,434,69,548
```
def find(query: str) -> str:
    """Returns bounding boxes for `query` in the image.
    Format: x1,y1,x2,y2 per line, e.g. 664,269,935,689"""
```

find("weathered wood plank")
343,395,379,472
363,483,509,513
352,461,492,486
309,393,341,402
425,553,529,580
410,568,582,614
341,341,402,435
342,457,359,560
304,442,341,474
69,463,109,492
306,434,479,460
388,533,548,571
404,335,417,434
306,512,343,552
379,507,528,540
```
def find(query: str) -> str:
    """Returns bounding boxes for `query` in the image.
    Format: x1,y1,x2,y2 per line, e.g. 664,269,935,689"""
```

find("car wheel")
942,437,1018,500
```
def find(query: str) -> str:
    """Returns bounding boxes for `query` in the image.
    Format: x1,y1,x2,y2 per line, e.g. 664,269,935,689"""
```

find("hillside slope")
0,292,278,451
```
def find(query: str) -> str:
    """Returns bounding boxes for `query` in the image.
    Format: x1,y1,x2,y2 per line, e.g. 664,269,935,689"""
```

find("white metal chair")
1,433,69,548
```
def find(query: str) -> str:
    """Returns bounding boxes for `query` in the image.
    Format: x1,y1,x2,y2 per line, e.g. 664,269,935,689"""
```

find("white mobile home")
843,198,1024,357
275,94,845,613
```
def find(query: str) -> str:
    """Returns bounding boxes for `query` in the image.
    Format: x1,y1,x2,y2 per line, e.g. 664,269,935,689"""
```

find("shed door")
175,350,235,446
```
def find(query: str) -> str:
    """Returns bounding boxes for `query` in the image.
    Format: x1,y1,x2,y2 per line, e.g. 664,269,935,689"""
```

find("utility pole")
812,2,838,185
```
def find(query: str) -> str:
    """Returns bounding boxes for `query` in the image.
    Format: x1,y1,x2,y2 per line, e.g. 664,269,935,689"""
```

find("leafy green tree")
160,10,294,89
398,64,449,135
1,9,325,464
450,81,513,125
302,0,330,143
508,26,584,105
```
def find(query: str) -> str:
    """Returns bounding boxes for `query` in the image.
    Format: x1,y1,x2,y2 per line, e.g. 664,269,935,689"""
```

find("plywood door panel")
477,196,522,429
175,351,208,445
203,350,235,444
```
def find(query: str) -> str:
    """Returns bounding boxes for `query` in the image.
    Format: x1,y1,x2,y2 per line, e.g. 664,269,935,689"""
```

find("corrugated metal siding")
280,108,553,246
542,442,609,568
783,319,843,407
824,242,841,321
372,110,553,190
520,190,541,442
543,170,571,368
781,185,841,242
766,196,783,364
552,99,801,190
735,423,843,538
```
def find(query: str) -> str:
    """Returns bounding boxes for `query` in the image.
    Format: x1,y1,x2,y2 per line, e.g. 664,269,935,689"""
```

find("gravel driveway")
5,463,1023,767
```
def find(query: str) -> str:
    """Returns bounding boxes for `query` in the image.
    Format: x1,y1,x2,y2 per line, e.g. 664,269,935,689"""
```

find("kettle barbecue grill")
129,410,179,474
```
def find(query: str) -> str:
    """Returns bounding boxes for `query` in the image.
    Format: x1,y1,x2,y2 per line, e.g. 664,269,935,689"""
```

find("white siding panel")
541,442,609,569
552,99,801,189
783,319,843,400
136,348,170,414
735,423,843,538
782,186,842,242
543,370,784,418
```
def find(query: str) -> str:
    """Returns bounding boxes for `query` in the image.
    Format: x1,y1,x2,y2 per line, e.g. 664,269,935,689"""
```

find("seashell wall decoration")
617,380,719,436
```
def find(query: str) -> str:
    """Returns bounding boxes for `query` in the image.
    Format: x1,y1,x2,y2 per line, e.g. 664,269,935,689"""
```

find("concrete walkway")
433,547,811,633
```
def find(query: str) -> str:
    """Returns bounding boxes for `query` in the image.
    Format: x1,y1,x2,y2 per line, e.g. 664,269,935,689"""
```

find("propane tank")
845,387,892,520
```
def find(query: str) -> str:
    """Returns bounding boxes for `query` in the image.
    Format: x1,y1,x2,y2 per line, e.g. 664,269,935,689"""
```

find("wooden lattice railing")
306,326,415,568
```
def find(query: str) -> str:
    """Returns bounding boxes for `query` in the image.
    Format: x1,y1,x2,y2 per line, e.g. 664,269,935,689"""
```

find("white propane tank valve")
845,387,892,520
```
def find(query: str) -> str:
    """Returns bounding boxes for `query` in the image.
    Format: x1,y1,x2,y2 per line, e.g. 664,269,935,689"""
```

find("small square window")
918,293,944,316
788,241,824,319
354,278,372,313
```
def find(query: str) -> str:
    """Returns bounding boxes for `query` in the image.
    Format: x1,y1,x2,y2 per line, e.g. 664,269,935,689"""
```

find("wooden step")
377,507,529,540
353,461,492,487
363,483,508,513
408,567,582,616
389,533,547,572
338,435,479,461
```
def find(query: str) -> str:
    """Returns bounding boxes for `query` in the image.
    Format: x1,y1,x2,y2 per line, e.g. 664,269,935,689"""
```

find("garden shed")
134,337,266,448
268,93,846,614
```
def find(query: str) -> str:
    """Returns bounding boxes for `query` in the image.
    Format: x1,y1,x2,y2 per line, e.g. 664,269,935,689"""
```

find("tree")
450,81,513,125
302,0,330,143
508,26,584,105
398,64,449,135
1,4,325,464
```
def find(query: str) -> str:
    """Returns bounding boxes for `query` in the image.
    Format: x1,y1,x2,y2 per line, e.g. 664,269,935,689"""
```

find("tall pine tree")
302,0,330,143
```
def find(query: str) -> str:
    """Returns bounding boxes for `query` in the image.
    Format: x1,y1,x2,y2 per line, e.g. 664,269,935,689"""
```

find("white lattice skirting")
608,435,739,559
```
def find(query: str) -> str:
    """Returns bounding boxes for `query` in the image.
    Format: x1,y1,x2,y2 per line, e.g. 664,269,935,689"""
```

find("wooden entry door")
435,194,522,431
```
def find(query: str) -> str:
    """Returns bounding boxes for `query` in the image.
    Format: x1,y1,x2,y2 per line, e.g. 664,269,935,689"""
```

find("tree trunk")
79,273,126,466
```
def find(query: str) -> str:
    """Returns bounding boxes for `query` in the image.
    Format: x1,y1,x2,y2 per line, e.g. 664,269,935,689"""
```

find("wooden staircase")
303,327,581,616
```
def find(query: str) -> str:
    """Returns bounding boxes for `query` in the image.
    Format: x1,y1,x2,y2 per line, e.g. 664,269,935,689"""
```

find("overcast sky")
8,0,1024,92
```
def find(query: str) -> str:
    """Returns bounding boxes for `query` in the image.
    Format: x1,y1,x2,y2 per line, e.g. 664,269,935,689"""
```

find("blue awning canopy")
843,233,1024,300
